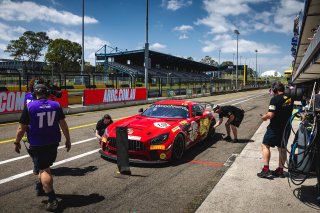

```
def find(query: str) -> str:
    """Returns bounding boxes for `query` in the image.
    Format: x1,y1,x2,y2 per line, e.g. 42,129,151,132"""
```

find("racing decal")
153,104,189,111
200,118,210,135
160,153,166,160
189,121,199,142
154,122,170,128
179,120,188,125
269,105,276,110
127,128,133,134
283,97,293,106
150,145,166,150
128,135,141,140
171,126,180,132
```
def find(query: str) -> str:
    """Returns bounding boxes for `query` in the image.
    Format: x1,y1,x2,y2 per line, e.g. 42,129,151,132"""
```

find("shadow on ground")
293,185,320,210
41,193,105,212
51,166,98,176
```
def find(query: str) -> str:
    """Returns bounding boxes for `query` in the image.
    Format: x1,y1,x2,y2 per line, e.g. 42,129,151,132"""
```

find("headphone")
272,82,285,94
272,82,278,93
32,82,50,99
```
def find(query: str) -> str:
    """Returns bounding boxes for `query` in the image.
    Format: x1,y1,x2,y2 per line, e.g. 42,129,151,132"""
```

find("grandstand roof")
96,49,217,72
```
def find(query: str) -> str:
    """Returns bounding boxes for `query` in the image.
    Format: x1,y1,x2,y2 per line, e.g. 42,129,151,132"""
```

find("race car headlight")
150,133,169,145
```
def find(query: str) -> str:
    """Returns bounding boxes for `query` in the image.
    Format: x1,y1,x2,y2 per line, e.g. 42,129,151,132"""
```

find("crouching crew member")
95,114,113,141
213,105,245,143
14,84,71,211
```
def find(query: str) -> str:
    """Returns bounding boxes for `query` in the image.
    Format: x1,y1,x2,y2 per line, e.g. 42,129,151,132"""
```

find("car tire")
172,134,185,160
207,119,216,141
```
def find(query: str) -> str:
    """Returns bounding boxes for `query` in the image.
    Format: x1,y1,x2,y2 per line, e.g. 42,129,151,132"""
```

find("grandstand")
95,48,216,81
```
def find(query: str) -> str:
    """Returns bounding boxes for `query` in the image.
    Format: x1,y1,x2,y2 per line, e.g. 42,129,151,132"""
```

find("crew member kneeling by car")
212,105,244,143
95,114,113,141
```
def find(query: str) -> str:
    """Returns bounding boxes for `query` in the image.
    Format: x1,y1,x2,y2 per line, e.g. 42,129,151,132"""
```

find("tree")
5,31,51,69
45,38,82,72
186,56,194,61
200,56,218,66
274,71,278,77
221,61,233,66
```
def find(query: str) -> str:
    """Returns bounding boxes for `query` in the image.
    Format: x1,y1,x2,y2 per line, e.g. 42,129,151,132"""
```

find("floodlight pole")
255,49,258,87
144,0,149,97
234,30,240,90
81,0,84,84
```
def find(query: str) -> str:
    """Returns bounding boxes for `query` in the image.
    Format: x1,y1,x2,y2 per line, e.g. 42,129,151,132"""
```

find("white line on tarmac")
0,149,100,185
218,93,266,106
230,93,266,106
0,137,96,165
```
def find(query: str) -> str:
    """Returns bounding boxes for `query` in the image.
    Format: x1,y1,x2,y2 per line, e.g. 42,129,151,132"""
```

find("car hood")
107,115,184,140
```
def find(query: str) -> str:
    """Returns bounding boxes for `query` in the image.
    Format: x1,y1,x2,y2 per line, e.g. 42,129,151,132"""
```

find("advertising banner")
84,88,147,105
0,90,68,114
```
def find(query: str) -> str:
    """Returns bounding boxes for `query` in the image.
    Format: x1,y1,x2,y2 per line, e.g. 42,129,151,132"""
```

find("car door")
190,104,205,143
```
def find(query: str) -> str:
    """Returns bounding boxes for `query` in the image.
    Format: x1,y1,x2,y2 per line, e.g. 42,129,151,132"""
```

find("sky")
0,0,305,74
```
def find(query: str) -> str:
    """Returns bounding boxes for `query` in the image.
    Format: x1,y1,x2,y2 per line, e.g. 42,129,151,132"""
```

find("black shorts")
230,113,244,127
29,144,58,171
262,127,290,148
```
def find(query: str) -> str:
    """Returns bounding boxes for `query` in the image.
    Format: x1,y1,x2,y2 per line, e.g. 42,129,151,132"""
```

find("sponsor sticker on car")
128,135,141,140
154,122,170,128
150,145,166,150
171,126,180,132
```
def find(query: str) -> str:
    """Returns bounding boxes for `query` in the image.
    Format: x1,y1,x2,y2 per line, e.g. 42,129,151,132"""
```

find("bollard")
116,126,131,175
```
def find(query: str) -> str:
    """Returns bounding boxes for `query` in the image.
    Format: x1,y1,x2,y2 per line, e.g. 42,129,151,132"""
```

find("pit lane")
0,89,269,212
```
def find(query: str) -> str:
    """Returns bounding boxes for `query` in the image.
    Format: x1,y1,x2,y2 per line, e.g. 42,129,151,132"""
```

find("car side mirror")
138,108,144,113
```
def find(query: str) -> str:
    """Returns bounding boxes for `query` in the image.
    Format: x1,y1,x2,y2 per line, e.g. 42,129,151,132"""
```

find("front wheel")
171,134,185,160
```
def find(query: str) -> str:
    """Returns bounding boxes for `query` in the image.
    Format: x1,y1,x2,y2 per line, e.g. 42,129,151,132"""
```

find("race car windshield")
142,104,189,118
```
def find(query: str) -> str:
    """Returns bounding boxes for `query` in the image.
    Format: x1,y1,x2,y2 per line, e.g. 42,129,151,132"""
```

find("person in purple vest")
14,84,71,211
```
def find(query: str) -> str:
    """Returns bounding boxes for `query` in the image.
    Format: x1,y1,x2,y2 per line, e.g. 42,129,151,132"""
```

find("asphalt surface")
0,89,269,212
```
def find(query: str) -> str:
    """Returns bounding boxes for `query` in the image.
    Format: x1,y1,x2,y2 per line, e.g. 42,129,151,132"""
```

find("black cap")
103,114,111,119
212,104,220,112
33,84,48,97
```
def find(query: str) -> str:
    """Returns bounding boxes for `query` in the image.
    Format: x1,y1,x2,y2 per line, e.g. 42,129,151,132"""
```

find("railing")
0,72,266,98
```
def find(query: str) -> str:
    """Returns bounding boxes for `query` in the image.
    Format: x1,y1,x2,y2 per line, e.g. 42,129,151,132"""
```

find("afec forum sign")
84,88,147,105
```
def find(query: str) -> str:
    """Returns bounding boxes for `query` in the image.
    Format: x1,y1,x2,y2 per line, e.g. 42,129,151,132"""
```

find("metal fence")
0,72,266,97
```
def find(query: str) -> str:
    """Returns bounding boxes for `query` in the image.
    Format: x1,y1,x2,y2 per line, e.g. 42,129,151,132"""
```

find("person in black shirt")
95,114,113,140
213,105,245,143
257,82,294,178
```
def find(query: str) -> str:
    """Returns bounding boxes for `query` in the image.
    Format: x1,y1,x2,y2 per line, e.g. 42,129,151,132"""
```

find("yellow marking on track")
0,122,19,126
0,116,127,145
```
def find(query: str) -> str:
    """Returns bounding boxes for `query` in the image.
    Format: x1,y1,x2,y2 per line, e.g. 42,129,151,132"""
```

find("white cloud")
196,0,303,35
0,22,26,41
201,34,280,54
0,43,6,50
47,29,107,50
162,0,192,11
150,42,167,50
174,25,193,40
46,28,109,65
0,0,98,25
174,25,193,32
179,34,188,40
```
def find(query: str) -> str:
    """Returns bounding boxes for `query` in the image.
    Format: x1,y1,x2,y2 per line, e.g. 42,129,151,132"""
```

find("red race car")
99,100,216,163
